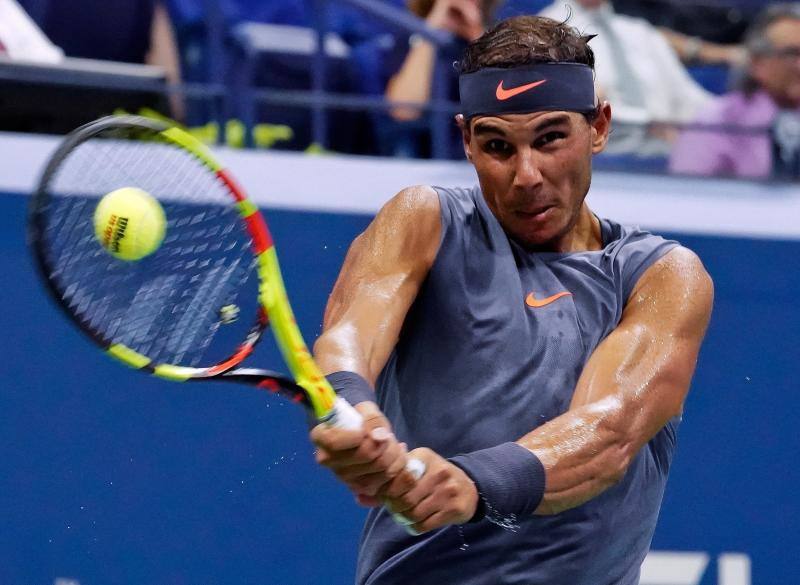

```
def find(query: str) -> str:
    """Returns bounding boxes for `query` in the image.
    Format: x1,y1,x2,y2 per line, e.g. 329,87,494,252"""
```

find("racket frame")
29,115,338,420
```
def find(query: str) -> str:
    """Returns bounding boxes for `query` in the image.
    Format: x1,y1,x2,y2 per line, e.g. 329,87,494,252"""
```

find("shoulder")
431,184,483,223
604,221,676,263
601,221,685,301
362,185,442,267
629,246,714,324
382,185,441,216
636,246,713,291
370,185,442,238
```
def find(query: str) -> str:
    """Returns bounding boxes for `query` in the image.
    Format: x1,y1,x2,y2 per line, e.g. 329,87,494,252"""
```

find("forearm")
448,396,642,522
314,324,373,381
385,40,437,121
517,396,641,515
660,27,745,66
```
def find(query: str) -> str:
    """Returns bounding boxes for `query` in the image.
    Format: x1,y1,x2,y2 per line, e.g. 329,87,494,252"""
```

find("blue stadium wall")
1,133,798,585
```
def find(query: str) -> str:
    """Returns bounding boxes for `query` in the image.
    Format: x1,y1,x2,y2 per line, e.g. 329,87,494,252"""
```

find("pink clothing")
669,90,795,179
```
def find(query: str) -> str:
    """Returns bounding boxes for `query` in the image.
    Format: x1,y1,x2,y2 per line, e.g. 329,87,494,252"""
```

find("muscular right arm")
310,186,441,499
313,185,441,384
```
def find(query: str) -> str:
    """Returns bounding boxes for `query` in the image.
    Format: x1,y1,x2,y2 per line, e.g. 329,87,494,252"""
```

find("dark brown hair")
458,15,596,74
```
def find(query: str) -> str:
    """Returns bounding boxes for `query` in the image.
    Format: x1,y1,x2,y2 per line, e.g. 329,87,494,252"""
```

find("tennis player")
311,15,713,585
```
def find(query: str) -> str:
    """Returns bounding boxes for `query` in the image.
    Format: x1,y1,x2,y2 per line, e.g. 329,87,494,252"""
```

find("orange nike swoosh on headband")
525,291,572,308
496,79,547,101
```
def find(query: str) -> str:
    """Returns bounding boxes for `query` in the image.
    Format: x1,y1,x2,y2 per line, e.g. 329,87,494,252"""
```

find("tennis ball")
94,187,166,261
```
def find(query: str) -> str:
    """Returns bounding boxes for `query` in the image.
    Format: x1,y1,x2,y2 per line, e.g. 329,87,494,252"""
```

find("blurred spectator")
385,0,500,121
377,0,501,158
670,3,800,180
659,28,746,68
538,0,713,155
19,0,183,118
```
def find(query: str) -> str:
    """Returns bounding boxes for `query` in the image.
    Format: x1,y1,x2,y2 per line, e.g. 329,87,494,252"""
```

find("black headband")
459,63,597,119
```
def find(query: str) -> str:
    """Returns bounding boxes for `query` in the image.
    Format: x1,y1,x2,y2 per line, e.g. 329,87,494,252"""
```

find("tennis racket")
28,115,424,490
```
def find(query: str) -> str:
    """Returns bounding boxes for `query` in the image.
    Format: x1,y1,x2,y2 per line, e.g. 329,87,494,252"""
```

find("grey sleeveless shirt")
357,185,680,585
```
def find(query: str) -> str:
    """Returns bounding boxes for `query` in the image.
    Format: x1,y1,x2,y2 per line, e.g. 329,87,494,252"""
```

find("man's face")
459,106,611,250
751,17,800,108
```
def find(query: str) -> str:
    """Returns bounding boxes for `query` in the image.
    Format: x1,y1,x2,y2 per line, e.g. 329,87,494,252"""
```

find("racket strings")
39,129,258,367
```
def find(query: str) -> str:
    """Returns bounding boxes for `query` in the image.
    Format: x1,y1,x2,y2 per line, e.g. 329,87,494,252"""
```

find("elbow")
387,103,425,122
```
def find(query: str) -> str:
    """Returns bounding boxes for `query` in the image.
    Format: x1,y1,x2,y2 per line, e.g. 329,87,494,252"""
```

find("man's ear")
456,114,473,162
590,102,612,154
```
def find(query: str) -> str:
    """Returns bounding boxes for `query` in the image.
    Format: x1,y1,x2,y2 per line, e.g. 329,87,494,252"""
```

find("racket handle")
328,397,427,534
404,457,426,480
329,398,426,478
390,457,428,535
327,396,364,430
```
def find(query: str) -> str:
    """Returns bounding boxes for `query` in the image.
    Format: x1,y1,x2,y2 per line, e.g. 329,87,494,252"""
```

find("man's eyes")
484,139,511,154
482,132,567,154
535,131,567,147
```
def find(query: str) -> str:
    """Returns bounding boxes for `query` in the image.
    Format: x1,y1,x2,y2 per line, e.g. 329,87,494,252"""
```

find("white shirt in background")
539,1,712,154
0,0,63,64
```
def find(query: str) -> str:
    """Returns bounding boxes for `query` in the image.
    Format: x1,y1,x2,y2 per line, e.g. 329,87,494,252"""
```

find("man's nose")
513,148,544,190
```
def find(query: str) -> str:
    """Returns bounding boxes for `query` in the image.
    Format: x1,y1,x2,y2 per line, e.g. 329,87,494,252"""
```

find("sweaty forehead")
470,111,583,134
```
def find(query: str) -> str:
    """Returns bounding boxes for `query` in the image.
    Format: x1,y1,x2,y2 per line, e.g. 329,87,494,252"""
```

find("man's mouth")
516,205,555,220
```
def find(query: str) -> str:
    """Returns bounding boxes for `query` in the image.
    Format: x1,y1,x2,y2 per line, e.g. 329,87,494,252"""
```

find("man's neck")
557,205,603,253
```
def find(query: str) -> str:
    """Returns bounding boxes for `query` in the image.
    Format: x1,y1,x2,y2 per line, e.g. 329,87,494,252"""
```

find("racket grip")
327,396,365,430
328,397,427,534
327,398,426,479
405,457,426,480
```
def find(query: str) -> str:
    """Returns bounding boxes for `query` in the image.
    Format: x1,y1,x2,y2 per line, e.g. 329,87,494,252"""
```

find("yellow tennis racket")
29,115,363,428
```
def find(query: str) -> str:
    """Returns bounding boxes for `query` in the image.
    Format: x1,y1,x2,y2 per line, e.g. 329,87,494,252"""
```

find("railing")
4,0,796,180
230,0,463,157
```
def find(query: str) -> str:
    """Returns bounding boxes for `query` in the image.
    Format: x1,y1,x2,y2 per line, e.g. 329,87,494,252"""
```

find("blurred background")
0,0,798,584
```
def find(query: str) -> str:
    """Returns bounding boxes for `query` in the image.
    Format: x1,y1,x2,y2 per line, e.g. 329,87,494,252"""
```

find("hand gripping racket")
28,115,425,500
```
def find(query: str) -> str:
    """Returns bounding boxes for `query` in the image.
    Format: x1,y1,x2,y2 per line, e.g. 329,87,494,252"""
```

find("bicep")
570,247,714,437
314,186,441,382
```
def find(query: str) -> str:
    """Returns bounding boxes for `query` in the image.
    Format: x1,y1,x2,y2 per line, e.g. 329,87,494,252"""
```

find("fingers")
355,401,391,431
314,429,398,477
311,401,410,497
381,449,478,534
311,401,396,468
337,439,408,480
310,422,364,452
356,493,381,507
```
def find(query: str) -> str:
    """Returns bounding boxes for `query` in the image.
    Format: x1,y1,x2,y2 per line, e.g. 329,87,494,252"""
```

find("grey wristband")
326,371,375,406
450,442,546,524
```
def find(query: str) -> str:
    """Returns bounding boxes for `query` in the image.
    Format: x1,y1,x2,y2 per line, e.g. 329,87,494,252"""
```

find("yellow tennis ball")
94,187,166,261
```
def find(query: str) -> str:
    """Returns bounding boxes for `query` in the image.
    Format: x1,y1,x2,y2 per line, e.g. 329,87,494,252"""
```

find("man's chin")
511,228,564,251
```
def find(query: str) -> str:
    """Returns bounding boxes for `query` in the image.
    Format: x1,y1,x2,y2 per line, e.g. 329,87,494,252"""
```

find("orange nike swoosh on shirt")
525,291,572,308
495,79,547,101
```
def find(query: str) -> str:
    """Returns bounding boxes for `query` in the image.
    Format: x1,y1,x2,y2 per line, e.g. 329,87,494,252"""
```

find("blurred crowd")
1,0,798,180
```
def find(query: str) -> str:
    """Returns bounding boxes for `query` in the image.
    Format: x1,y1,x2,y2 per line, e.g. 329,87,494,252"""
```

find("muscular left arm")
523,246,713,515
382,246,713,532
